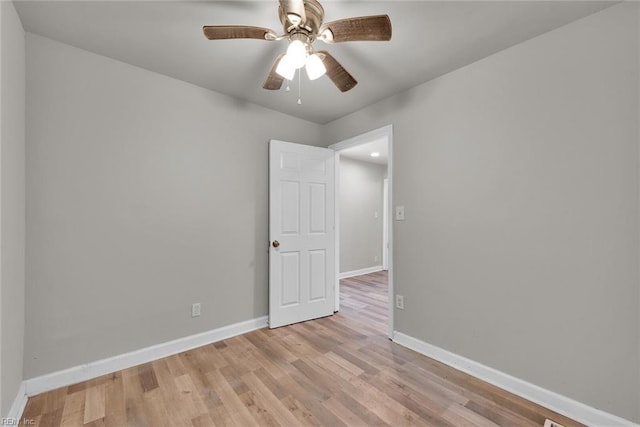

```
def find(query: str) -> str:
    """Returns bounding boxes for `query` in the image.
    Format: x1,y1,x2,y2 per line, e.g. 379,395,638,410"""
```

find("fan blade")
263,54,286,90
280,0,306,27
319,15,392,43
203,25,276,40
317,51,357,92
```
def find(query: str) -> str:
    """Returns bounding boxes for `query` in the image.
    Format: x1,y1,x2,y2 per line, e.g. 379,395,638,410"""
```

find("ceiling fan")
203,0,392,93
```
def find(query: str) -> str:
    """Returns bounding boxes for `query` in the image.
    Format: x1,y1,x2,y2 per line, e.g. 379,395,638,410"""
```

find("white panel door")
269,140,335,328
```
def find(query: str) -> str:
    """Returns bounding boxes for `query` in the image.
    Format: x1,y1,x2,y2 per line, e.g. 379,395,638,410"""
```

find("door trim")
383,178,389,271
329,125,394,339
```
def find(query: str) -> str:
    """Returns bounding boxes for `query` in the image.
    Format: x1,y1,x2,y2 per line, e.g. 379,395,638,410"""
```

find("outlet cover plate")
191,303,201,317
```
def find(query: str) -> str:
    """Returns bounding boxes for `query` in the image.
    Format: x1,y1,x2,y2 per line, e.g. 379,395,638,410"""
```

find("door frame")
383,178,389,271
329,124,394,339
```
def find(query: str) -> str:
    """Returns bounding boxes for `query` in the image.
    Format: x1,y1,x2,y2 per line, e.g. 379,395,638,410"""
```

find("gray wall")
24,34,323,378
1,1,26,416
325,3,639,421
339,156,385,273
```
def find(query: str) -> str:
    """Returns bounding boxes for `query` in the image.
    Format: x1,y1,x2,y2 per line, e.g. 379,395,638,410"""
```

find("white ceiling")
14,1,615,124
340,137,388,165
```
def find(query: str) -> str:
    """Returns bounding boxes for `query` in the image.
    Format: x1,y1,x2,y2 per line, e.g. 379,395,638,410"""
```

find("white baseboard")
392,332,638,427
6,381,27,422
339,265,383,279
24,315,268,397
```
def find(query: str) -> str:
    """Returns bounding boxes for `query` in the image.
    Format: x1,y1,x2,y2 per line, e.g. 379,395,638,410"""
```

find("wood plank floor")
21,271,583,426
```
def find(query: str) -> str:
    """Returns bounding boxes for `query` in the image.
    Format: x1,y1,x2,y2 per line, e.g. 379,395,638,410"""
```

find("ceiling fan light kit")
276,38,327,81
203,0,392,95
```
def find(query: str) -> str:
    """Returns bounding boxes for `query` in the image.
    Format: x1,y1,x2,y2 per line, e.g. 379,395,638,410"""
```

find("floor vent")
543,420,565,427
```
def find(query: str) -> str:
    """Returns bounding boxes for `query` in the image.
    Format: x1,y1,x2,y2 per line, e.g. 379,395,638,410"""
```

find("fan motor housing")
279,0,324,39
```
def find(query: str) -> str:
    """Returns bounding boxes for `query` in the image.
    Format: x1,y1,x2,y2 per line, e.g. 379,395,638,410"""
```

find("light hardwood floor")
20,271,582,426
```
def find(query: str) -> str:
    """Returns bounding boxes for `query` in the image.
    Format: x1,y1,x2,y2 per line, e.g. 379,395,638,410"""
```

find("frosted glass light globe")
276,55,296,80
286,40,307,69
305,53,326,80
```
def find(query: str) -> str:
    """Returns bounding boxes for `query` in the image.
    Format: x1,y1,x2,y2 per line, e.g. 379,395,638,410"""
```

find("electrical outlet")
374,255,379,262
543,420,565,427
191,303,201,318
395,294,404,309
395,206,405,221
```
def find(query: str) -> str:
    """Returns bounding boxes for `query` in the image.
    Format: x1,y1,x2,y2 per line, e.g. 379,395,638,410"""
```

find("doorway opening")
329,125,393,338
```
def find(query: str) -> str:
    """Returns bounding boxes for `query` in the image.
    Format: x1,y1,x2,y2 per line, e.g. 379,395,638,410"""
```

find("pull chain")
297,70,302,105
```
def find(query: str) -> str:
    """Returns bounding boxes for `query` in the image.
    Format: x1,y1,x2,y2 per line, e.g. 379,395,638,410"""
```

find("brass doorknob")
272,240,280,248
